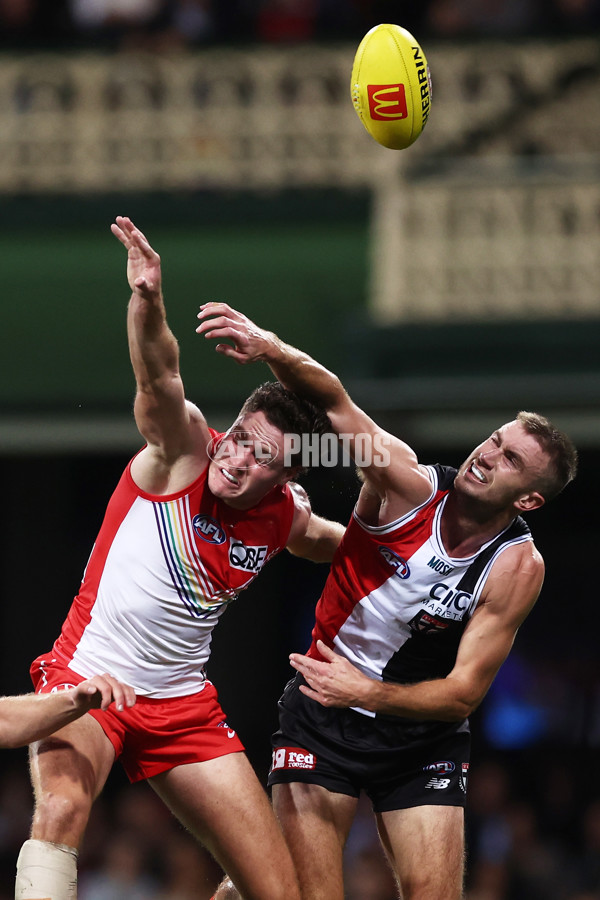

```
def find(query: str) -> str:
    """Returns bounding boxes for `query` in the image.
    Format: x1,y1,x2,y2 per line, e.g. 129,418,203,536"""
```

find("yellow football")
350,23,432,150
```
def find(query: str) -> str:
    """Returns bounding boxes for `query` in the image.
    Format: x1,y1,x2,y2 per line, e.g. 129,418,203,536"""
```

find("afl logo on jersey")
379,546,410,579
193,515,226,544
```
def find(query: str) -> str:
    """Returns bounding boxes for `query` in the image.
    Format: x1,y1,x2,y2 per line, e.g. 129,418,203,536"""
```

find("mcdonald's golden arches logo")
367,84,408,121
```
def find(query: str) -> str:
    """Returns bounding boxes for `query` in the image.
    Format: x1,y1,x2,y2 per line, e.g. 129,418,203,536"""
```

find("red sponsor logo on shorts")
367,84,408,120
271,747,316,771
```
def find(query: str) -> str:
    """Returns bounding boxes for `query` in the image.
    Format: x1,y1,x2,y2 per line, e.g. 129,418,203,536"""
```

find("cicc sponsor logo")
379,546,410,579
193,514,226,544
429,583,473,613
271,747,317,772
423,760,455,775
367,84,408,120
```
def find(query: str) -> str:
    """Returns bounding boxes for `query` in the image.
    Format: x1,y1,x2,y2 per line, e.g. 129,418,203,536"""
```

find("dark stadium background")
1,3,600,897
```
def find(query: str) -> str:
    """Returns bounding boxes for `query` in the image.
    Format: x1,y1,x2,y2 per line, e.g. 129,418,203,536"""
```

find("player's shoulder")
287,481,311,522
186,399,209,429
492,536,545,584
424,463,457,492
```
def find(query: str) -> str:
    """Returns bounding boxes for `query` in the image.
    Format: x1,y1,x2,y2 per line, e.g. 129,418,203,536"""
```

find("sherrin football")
351,23,432,150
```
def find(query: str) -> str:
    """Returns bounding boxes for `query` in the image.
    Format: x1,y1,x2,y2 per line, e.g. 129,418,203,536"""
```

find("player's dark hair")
517,410,578,501
240,381,331,471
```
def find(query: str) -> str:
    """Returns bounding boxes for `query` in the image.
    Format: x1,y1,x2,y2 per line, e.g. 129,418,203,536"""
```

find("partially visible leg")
150,752,301,900
212,877,238,899
272,782,358,900
16,715,115,900
377,805,465,900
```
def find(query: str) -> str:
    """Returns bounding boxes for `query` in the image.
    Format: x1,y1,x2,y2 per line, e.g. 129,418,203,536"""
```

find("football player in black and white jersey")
198,304,578,900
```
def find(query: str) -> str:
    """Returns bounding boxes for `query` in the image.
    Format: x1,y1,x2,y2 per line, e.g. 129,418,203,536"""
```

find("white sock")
15,839,78,900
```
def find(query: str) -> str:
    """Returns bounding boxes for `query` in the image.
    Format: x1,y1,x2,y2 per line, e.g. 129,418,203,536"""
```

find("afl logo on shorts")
379,546,410,579
193,515,226,544
423,760,455,775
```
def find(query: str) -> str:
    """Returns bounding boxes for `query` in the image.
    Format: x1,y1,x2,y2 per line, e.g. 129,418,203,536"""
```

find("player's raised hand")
111,216,162,300
72,674,136,713
196,302,278,364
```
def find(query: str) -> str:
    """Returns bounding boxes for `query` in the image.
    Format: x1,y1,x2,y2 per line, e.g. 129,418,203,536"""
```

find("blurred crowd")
1,0,599,51
1,747,600,900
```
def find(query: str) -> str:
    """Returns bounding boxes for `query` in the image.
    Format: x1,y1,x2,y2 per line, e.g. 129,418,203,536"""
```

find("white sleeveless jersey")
308,464,532,719
49,437,295,697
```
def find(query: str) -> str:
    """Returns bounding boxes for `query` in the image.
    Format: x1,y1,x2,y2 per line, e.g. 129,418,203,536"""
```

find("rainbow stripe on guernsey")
153,496,235,618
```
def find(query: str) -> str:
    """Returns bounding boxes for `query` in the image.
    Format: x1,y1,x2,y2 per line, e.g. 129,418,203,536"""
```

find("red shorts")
30,653,245,783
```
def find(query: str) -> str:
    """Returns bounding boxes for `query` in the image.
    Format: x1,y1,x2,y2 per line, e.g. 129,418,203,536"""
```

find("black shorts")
267,675,471,814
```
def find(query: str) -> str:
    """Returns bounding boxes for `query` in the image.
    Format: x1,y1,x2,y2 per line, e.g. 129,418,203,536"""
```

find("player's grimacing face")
456,420,549,508
207,410,290,509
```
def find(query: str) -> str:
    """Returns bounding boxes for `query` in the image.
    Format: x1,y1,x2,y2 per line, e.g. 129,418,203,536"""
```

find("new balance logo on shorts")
271,747,317,771
425,777,451,790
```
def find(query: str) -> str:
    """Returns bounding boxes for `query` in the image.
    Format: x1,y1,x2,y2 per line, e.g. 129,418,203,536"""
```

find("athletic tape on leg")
15,839,78,900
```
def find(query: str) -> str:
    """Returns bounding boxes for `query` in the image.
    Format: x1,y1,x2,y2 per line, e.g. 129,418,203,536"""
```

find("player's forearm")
127,292,180,389
363,677,479,722
0,691,82,749
262,336,347,413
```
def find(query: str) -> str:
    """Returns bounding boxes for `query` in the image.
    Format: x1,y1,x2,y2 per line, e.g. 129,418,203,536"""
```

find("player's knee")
33,790,91,839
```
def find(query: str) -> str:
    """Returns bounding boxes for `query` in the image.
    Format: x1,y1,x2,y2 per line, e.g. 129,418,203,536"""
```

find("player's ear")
515,491,545,512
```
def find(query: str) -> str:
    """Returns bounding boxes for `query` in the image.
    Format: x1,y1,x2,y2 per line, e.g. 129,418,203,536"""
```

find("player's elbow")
0,722,22,749
444,678,486,720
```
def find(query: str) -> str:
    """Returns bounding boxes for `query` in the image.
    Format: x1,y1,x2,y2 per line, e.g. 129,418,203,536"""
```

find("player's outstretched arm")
291,542,544,720
111,217,210,474
196,303,431,508
0,674,136,749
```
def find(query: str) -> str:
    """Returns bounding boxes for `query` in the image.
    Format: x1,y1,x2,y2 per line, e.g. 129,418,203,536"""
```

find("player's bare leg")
16,715,115,899
272,782,357,900
212,876,238,899
377,805,465,900
150,753,301,900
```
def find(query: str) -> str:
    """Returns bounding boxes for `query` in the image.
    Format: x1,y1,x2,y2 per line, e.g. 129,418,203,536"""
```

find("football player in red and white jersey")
197,304,578,900
16,219,344,900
